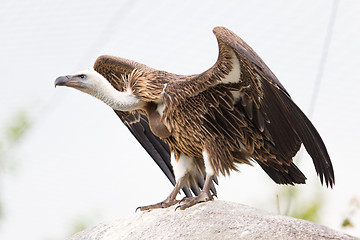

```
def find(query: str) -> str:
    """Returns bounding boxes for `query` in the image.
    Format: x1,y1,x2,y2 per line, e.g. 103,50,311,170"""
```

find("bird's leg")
177,173,214,210
177,150,215,210
136,173,189,211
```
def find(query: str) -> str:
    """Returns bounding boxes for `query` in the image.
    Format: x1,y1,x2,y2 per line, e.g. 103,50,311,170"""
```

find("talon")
176,190,213,210
175,205,181,211
179,197,187,204
135,206,141,213
136,199,179,211
135,206,152,212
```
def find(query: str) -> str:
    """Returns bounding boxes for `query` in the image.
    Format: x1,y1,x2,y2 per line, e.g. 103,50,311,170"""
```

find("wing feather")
165,27,334,187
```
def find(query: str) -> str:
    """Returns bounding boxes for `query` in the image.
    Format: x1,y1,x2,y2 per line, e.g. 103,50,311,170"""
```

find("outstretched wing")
165,27,334,187
93,55,205,196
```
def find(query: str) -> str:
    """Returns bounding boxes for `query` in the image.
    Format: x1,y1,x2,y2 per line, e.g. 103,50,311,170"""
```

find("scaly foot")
136,198,179,211
176,191,213,210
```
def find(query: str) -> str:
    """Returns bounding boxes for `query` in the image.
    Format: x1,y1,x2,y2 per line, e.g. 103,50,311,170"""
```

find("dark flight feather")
163,27,334,187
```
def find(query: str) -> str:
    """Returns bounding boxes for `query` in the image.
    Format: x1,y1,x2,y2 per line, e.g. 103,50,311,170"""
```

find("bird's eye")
79,74,85,79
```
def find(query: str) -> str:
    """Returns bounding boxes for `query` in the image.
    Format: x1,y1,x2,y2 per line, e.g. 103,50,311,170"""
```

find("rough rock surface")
68,200,358,240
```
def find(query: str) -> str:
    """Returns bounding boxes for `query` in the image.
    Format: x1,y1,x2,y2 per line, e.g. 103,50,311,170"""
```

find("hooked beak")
54,75,72,87
55,75,86,89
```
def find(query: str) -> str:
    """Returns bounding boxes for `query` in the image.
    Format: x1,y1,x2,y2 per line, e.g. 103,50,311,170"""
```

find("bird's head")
55,69,143,111
55,70,108,96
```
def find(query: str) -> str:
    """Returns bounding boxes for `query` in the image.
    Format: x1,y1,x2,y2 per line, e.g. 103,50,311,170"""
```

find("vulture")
55,26,334,210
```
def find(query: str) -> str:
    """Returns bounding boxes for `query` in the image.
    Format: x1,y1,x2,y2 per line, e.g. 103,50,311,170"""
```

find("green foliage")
64,214,100,239
276,185,323,223
291,200,321,223
0,110,31,170
341,218,353,228
5,110,31,144
69,218,91,235
341,197,360,230
0,110,31,221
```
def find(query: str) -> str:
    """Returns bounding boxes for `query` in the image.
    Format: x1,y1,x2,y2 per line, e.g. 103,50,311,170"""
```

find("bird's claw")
135,199,178,212
175,191,213,210
135,206,141,213
174,205,181,211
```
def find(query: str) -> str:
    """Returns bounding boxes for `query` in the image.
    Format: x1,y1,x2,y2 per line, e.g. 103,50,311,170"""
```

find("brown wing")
165,27,334,187
93,55,204,197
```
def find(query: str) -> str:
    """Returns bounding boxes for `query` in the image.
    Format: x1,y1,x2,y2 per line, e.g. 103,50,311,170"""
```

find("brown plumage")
56,26,334,210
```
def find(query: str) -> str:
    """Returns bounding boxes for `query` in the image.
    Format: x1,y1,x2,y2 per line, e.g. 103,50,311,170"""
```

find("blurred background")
1,0,359,239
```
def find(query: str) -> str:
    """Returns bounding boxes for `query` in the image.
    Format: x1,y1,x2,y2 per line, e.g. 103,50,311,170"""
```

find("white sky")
1,0,360,239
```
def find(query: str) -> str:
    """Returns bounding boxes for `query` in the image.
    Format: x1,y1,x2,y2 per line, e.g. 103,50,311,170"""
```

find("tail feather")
258,161,306,185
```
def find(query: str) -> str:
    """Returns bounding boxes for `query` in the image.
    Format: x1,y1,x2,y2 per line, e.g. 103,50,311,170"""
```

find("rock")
68,200,358,240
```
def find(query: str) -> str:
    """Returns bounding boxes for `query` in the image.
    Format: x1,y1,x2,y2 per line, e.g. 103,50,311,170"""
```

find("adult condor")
55,26,334,210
